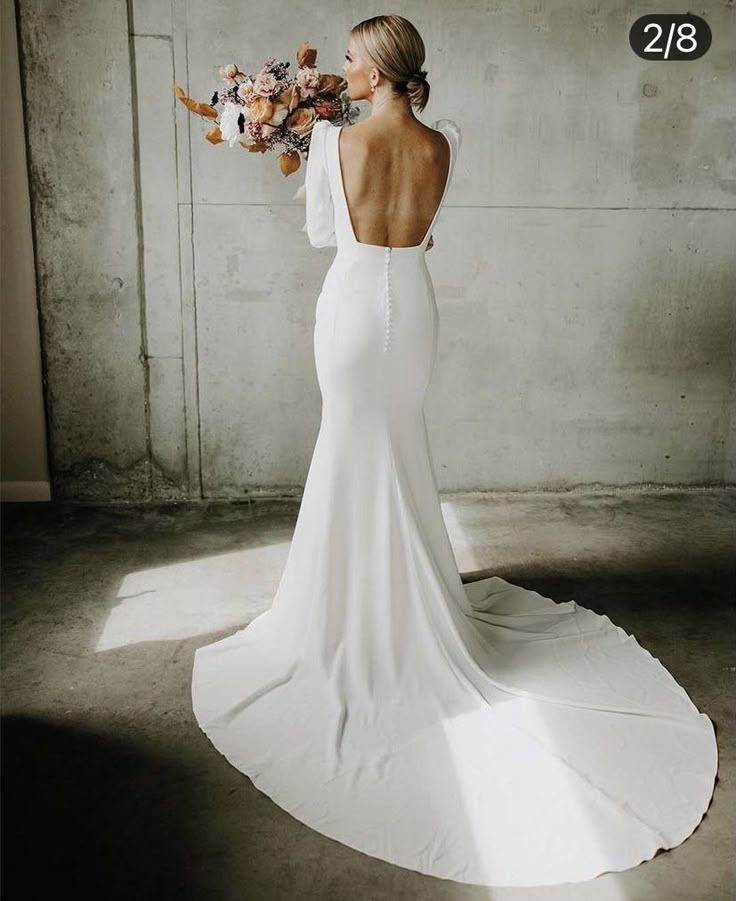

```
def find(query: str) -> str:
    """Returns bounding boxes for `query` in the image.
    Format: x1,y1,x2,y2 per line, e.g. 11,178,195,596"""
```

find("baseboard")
0,481,52,502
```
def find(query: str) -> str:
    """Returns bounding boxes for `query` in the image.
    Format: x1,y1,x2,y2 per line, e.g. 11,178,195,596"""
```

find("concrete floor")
1,489,734,901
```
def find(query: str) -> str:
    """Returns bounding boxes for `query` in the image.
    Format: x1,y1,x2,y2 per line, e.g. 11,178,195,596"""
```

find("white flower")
219,101,247,147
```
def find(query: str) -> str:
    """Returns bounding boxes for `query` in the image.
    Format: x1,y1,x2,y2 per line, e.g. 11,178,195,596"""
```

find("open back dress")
191,117,718,888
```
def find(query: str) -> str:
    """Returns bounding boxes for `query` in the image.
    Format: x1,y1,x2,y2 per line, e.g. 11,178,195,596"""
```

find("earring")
370,85,375,92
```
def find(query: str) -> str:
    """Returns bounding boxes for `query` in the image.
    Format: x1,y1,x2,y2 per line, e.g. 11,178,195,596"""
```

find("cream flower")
237,81,254,101
219,63,240,86
253,71,279,97
296,67,321,97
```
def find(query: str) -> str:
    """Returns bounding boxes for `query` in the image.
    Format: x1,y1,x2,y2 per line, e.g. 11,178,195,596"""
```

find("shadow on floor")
1,714,207,901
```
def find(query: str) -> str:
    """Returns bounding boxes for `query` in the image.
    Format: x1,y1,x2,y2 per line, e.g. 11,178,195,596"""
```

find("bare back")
337,121,451,248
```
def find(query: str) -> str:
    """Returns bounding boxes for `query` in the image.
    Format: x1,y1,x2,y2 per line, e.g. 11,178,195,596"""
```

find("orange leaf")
173,84,217,119
279,149,301,176
240,140,269,153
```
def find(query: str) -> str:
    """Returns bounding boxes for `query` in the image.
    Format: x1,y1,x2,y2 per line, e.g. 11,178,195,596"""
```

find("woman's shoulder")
329,117,461,160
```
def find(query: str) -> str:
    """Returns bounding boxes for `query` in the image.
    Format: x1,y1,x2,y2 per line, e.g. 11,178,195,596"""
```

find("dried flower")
313,98,342,120
220,101,247,146
253,71,279,97
237,82,255,102
279,149,301,176
175,41,359,177
316,74,346,96
296,67,321,98
221,63,238,78
248,96,274,124
296,41,317,68
287,106,318,136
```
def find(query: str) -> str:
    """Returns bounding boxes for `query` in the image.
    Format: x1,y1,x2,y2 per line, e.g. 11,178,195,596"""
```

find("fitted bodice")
304,118,462,259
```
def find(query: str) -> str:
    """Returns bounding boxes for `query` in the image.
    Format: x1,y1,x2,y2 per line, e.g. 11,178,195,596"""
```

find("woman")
192,15,717,887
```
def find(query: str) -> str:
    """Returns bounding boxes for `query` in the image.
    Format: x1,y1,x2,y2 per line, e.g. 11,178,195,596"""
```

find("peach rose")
256,99,289,139
278,84,301,113
248,96,274,124
286,106,317,136
267,102,289,128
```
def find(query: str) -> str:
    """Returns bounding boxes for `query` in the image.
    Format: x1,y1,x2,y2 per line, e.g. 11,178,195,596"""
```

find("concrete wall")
13,0,736,500
15,0,149,500
0,0,50,501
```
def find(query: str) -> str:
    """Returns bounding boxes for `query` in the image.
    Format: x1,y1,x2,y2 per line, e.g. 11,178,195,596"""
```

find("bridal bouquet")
174,40,357,177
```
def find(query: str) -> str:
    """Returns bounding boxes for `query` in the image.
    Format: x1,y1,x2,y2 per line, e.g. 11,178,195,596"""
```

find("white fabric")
192,118,718,887
303,118,337,247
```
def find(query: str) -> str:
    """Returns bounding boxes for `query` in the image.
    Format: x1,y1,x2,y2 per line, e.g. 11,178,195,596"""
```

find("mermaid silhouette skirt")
191,119,718,887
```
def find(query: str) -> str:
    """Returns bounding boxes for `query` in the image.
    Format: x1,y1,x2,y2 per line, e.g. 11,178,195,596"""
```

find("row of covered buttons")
383,246,392,352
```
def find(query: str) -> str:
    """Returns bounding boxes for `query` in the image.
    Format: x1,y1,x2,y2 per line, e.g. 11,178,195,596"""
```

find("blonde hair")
350,15,430,113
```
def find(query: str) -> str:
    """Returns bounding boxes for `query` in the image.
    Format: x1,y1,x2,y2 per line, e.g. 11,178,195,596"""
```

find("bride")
192,15,718,887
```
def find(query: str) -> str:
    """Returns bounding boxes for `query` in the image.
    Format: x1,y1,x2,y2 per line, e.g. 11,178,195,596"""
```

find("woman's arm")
305,120,337,248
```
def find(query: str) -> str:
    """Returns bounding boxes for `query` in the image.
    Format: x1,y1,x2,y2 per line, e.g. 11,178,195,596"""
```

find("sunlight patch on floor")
95,542,289,652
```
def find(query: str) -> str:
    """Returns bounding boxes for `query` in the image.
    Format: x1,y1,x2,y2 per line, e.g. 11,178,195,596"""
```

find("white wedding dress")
191,118,718,887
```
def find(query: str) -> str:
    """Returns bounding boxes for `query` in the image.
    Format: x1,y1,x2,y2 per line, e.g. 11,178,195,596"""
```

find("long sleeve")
304,119,337,248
